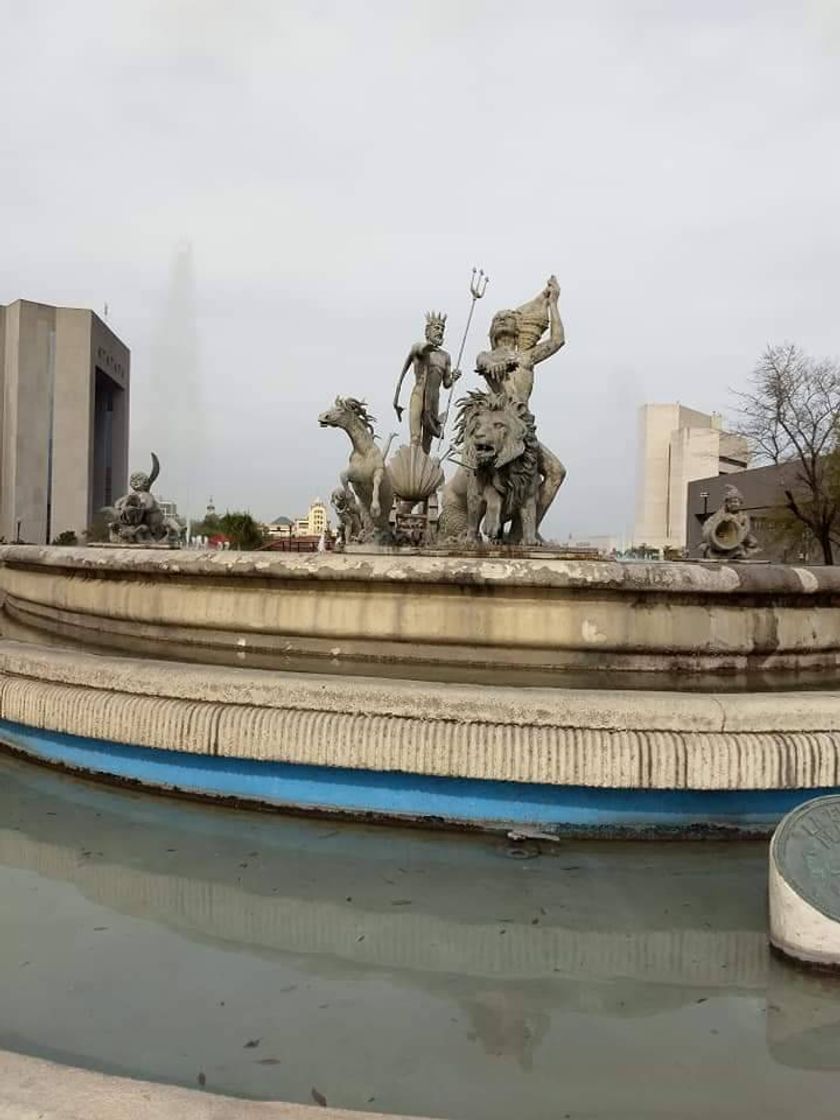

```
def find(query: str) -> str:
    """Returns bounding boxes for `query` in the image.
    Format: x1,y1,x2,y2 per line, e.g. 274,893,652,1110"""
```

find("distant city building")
634,404,748,551
0,299,130,543
157,498,179,521
686,463,821,564
263,516,292,539
565,534,628,555
263,499,329,540
301,497,328,536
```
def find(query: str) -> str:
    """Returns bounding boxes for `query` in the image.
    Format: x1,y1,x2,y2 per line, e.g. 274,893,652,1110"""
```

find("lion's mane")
453,391,539,516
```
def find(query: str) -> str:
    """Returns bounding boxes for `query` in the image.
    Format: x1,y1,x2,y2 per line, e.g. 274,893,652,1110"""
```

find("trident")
436,267,489,450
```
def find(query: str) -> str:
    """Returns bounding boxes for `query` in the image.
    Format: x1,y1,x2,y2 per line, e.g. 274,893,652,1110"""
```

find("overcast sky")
2,1,839,539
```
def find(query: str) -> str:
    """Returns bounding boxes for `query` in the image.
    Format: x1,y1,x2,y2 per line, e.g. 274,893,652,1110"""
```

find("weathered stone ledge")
2,543,838,595
0,1049,418,1120
3,546,840,675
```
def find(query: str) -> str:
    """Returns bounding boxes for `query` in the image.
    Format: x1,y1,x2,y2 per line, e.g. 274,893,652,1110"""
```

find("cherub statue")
331,486,363,547
698,485,760,560
108,453,181,546
393,311,461,453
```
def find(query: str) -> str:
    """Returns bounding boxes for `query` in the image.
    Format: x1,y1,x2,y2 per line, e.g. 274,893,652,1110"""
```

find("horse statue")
318,397,395,543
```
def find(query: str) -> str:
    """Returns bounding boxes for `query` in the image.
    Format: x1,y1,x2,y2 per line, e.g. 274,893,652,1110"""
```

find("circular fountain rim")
1,543,837,597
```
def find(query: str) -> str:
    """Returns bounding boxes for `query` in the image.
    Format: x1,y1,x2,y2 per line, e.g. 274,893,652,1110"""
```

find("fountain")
1,273,840,836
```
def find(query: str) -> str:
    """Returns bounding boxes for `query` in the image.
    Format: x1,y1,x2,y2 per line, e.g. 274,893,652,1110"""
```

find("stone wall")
2,546,840,675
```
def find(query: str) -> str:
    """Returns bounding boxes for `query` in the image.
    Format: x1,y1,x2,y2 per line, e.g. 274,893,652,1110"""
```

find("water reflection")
767,959,840,1071
3,754,840,1117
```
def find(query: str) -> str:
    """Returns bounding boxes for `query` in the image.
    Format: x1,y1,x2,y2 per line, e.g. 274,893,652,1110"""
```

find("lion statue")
438,391,540,545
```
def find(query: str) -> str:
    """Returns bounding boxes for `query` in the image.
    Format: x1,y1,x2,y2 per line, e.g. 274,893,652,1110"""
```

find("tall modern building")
634,404,748,551
0,300,130,543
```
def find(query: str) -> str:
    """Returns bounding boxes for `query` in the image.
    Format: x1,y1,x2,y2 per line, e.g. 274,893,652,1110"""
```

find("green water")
3,753,840,1118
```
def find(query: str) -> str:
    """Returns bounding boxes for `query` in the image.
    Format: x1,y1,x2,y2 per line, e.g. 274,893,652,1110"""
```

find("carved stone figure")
393,312,461,454
438,391,540,545
331,486,363,547
698,485,760,560
318,397,395,542
386,443,445,545
108,453,181,547
475,276,565,532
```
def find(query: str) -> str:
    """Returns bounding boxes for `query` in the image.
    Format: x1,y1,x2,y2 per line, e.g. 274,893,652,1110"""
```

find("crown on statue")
425,311,447,329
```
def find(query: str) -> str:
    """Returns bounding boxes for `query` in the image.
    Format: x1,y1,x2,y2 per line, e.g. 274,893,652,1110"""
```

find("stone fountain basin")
0,545,838,676
1,545,839,835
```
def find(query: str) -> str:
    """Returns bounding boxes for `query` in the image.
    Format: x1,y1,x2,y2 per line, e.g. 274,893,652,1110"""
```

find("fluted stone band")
2,639,840,792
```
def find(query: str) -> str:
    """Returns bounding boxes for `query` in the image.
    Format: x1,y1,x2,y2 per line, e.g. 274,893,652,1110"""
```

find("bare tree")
735,343,840,565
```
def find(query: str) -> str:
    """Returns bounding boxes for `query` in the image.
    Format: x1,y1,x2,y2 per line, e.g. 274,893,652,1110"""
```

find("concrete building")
264,499,329,540
634,404,748,551
263,516,293,540
0,299,129,543
686,462,822,563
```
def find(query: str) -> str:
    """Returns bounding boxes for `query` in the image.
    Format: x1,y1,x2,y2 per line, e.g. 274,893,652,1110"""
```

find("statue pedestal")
391,492,440,547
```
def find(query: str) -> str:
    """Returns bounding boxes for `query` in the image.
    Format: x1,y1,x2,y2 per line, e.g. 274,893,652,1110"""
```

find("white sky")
2,0,839,538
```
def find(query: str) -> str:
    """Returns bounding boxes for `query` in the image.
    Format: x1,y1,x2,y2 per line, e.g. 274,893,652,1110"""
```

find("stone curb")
0,1049,432,1120
3,543,839,594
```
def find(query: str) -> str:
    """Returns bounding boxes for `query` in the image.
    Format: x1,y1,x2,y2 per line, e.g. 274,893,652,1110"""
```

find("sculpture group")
320,274,567,547
99,270,763,560
107,453,182,547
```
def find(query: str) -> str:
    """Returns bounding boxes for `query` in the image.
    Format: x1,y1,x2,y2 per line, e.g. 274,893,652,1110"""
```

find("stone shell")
386,445,444,502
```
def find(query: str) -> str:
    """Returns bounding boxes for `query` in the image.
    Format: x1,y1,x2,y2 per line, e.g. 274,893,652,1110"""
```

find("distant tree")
51,530,79,546
625,542,659,560
756,508,820,564
190,510,221,539
735,343,840,565
218,511,265,550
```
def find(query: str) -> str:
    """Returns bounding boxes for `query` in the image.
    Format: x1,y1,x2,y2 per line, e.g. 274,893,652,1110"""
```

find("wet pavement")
3,753,840,1118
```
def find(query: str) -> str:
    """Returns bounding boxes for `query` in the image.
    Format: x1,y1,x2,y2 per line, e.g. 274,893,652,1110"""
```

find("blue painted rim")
0,718,834,834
